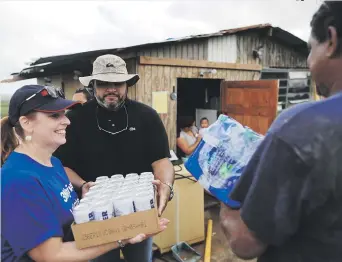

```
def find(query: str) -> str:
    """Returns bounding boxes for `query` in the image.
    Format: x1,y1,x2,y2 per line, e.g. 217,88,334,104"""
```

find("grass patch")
0,100,9,118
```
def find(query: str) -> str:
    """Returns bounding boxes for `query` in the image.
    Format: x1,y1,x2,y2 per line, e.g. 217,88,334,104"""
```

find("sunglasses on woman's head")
18,86,65,113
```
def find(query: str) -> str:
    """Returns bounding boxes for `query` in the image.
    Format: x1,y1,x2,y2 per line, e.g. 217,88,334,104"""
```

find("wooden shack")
8,24,311,151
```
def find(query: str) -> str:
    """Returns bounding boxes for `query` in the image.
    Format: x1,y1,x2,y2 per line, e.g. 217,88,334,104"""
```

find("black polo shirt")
54,99,170,182
230,92,342,262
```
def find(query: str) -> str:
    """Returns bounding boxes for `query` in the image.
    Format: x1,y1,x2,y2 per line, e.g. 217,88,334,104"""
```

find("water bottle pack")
185,114,264,208
72,172,155,224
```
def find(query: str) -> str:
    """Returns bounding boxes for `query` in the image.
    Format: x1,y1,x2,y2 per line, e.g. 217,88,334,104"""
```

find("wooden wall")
236,33,308,68
136,32,308,69
263,38,308,68
207,35,237,63
126,58,138,100
137,40,208,60
132,64,260,150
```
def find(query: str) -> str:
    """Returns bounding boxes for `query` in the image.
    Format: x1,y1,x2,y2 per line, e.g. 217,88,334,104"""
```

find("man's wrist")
161,181,174,201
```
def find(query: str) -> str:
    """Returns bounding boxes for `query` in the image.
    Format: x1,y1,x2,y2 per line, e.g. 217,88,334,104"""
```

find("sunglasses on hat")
18,86,64,113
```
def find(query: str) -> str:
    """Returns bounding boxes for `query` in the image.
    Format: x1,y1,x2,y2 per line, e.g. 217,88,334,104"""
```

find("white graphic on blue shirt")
60,182,74,202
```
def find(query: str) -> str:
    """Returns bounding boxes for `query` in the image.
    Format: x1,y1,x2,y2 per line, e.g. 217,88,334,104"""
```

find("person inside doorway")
176,116,202,162
199,117,209,136
200,117,209,129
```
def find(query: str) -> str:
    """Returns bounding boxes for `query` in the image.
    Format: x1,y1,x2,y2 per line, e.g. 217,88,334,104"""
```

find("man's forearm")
152,158,175,185
151,158,175,216
64,167,86,189
219,203,267,259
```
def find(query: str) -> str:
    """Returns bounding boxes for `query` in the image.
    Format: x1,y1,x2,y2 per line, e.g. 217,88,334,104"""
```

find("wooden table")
153,164,205,254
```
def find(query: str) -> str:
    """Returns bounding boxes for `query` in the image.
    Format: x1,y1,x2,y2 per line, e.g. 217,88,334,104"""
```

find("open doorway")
176,78,222,157
177,78,222,124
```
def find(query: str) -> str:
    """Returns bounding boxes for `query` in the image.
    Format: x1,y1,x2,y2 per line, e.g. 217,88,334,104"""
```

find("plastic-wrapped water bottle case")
185,114,264,208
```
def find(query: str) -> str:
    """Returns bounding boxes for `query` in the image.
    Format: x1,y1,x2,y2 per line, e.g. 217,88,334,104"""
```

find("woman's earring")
25,135,32,141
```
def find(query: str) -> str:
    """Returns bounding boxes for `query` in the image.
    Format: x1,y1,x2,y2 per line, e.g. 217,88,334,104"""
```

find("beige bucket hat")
79,54,139,87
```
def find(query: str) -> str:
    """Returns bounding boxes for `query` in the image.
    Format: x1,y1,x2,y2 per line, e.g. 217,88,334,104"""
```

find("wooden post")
204,219,213,262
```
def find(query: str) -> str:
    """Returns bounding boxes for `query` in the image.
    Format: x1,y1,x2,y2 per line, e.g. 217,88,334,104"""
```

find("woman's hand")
81,181,95,198
126,218,170,244
196,134,203,142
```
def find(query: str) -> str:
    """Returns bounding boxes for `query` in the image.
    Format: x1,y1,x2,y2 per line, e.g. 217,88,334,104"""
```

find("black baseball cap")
8,85,80,126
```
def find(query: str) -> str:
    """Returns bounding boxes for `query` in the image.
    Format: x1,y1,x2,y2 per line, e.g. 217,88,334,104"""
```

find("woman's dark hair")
177,116,195,130
1,117,21,165
75,88,93,101
1,113,36,165
310,1,342,55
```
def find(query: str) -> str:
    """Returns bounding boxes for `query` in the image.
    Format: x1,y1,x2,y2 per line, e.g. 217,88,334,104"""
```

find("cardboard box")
153,165,205,254
71,207,160,249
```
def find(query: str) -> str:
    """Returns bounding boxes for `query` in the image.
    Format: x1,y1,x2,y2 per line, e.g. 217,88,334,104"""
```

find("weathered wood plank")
145,65,152,106
193,43,199,60
182,44,188,59
169,66,177,150
176,44,182,59
163,45,171,58
139,56,262,71
170,45,176,59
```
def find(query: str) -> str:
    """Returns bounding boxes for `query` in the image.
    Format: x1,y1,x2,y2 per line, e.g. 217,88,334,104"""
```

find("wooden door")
221,80,278,135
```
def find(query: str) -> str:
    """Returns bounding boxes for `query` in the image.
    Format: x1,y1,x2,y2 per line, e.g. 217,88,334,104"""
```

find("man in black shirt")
219,2,342,261
54,54,174,262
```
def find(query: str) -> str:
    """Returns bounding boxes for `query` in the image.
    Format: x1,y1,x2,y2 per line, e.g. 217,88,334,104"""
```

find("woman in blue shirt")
1,85,168,262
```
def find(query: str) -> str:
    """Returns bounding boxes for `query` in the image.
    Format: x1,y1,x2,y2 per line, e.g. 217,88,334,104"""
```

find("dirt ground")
153,195,257,262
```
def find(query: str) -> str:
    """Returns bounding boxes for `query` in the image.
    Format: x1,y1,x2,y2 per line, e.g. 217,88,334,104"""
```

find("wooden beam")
138,56,262,71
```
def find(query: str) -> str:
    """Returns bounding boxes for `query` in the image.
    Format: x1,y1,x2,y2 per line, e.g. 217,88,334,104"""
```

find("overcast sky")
0,0,321,94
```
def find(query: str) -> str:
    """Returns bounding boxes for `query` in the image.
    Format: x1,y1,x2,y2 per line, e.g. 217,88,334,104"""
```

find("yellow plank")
204,219,213,262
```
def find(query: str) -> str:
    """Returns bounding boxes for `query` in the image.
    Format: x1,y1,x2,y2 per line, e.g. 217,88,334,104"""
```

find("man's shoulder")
269,101,316,133
268,93,342,163
270,93,342,136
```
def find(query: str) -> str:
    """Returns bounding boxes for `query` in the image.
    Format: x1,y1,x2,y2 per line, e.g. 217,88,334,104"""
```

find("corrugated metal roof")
2,23,307,81
28,23,306,66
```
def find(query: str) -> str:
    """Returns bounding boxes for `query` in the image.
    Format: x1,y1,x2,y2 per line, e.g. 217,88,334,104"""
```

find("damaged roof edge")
28,23,307,67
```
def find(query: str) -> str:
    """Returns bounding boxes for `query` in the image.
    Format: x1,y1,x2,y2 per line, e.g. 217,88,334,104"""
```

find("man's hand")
81,181,95,198
152,180,171,216
219,202,267,259
151,158,175,216
219,203,241,239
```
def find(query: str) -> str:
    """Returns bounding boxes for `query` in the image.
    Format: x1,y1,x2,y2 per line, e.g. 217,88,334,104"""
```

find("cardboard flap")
71,208,159,249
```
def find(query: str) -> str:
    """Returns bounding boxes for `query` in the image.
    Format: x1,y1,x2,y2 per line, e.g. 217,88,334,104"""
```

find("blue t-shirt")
1,152,79,262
